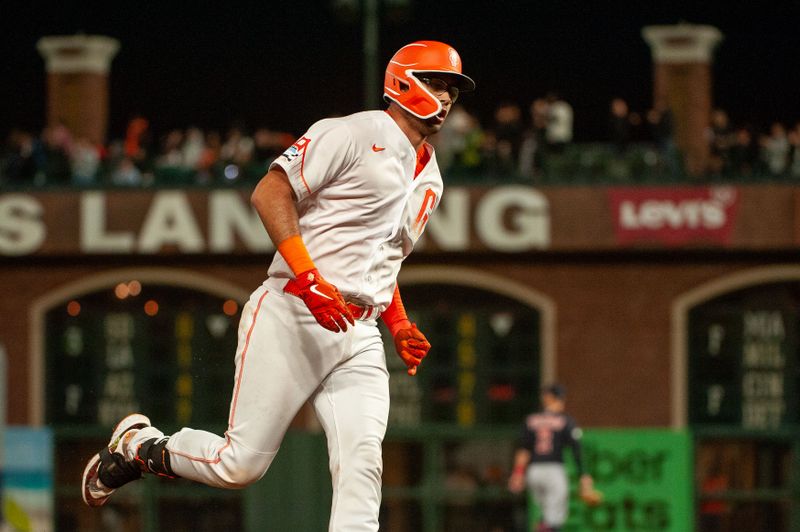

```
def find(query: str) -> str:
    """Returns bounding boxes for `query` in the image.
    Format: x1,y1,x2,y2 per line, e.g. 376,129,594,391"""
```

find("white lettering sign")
475,187,550,251
0,194,46,255
209,190,273,252
426,188,470,251
81,192,135,253
3,187,554,255
620,198,726,230
741,310,787,430
138,192,204,253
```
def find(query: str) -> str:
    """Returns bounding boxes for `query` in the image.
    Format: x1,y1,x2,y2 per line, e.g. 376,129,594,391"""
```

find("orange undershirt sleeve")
381,285,411,336
276,235,316,276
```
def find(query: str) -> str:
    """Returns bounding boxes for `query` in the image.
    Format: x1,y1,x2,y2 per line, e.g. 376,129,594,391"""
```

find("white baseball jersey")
268,110,443,310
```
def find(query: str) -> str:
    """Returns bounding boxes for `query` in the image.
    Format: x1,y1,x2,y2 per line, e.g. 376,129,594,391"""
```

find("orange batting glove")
392,322,431,376
284,269,354,333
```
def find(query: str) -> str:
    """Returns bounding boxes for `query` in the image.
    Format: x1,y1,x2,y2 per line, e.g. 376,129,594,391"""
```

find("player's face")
541,393,565,412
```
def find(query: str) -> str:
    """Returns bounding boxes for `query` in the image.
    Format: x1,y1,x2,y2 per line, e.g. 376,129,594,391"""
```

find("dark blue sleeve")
565,416,584,476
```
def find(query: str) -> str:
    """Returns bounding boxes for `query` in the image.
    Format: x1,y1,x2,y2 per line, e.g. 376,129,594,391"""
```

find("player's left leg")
544,464,569,531
311,320,389,532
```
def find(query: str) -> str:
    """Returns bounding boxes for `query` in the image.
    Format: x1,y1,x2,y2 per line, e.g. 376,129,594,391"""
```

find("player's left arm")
567,419,601,505
381,285,430,376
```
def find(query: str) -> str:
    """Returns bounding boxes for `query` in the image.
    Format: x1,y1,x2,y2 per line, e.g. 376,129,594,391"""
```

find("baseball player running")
81,41,474,531
508,384,598,532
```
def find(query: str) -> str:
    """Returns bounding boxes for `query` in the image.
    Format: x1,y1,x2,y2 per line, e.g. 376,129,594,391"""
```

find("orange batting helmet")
384,41,475,119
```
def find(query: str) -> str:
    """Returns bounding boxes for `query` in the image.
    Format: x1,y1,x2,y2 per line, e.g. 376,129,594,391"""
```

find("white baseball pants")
128,279,390,531
527,463,569,527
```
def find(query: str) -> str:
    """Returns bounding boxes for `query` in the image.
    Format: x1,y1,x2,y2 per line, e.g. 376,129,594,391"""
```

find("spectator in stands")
491,102,525,175
70,136,101,186
608,98,642,155
123,114,153,175
440,106,485,177
219,124,255,183
760,121,790,177
221,125,254,166
428,103,469,173
608,97,634,154
40,123,72,185
182,127,206,171
196,130,222,184
106,140,145,187
110,157,145,187
728,126,759,177
518,98,550,179
708,109,735,177
156,129,186,169
544,92,573,154
647,104,681,176
788,123,800,178
124,115,150,166
2,129,41,185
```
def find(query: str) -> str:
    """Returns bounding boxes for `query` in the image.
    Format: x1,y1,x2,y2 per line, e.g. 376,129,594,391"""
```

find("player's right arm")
507,448,531,494
251,168,354,332
251,167,301,245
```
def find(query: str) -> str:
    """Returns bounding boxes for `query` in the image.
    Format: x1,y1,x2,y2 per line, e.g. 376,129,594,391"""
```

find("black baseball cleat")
82,413,151,507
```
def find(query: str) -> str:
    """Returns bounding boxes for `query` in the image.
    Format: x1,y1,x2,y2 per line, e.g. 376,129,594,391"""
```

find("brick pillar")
36,35,120,145
642,24,722,177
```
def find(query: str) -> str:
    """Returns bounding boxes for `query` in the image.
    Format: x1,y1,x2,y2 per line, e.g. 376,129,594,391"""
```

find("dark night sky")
3,1,800,141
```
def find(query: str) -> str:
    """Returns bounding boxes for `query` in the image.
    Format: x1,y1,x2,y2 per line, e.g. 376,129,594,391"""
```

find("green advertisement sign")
530,429,693,531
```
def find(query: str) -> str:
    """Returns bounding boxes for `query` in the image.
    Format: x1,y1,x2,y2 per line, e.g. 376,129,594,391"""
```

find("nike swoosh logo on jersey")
309,284,333,300
372,144,386,152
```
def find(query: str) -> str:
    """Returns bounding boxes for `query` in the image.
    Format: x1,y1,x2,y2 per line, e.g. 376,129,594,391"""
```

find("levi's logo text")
372,144,386,152
282,136,311,162
608,187,739,246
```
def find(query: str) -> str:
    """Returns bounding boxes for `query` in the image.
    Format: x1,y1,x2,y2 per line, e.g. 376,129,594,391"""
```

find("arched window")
40,274,245,531
379,268,552,531
687,280,800,532
384,282,542,427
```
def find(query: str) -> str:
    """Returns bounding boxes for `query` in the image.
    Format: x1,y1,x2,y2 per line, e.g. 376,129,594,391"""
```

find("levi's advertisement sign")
609,187,739,246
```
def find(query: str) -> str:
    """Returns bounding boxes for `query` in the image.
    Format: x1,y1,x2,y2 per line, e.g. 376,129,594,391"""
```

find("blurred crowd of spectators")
1,117,294,188
3,98,800,188
431,96,800,183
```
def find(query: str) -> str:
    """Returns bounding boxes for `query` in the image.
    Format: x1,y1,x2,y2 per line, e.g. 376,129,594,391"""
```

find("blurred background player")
80,40,474,531
508,384,597,532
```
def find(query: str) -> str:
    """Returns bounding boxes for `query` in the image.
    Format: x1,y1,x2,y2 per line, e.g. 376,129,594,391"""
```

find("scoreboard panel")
46,284,240,428
688,283,800,429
